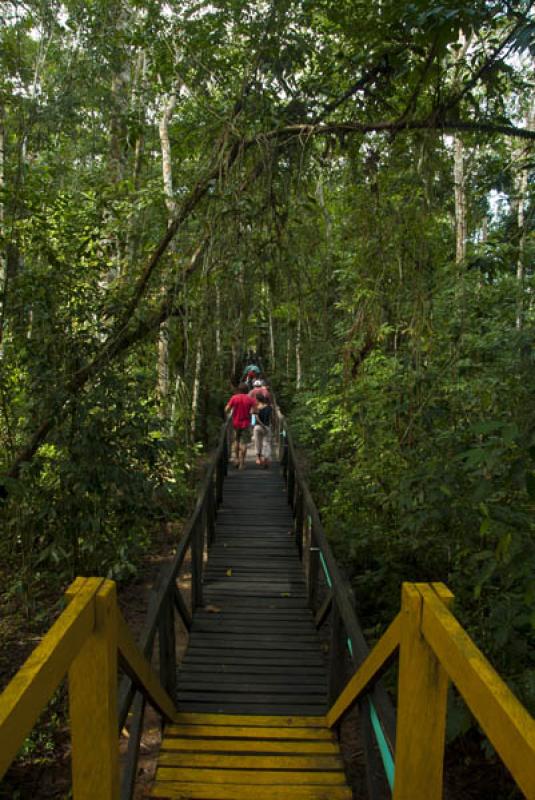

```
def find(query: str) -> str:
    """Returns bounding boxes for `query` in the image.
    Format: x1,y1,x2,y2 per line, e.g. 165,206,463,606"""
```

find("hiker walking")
225,383,255,469
253,393,272,468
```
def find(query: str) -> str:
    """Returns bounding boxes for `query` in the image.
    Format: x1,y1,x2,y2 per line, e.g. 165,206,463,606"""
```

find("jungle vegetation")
0,0,534,794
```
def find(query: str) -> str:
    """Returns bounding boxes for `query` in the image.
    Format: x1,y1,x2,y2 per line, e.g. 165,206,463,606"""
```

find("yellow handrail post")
392,583,452,800
67,578,119,800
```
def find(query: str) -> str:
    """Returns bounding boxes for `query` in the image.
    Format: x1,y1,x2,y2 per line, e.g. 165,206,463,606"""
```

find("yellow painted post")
392,583,452,800
68,578,119,800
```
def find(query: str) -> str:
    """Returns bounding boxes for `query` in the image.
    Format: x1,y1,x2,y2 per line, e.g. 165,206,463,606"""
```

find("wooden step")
152,714,351,800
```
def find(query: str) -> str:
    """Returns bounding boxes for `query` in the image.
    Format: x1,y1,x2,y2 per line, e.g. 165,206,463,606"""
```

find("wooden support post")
68,579,119,800
223,427,229,476
294,488,304,558
307,531,320,611
191,517,204,610
328,603,345,705
280,430,288,471
216,458,224,506
287,453,295,508
206,483,216,547
173,585,192,632
120,692,146,800
158,591,176,698
393,583,451,800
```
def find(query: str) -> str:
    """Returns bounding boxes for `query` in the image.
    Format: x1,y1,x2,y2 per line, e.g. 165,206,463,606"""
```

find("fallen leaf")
226,568,232,577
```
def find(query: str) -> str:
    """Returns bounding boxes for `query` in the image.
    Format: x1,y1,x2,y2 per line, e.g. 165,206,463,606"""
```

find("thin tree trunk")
452,31,470,267
157,89,178,414
269,306,275,371
454,136,467,264
190,338,203,440
215,282,222,362
295,317,302,389
170,372,185,436
159,91,178,218
231,343,237,383
515,107,534,330
0,102,5,346
481,215,488,243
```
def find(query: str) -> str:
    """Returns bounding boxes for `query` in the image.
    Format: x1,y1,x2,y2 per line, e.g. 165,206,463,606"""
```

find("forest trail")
151,455,350,798
177,457,327,715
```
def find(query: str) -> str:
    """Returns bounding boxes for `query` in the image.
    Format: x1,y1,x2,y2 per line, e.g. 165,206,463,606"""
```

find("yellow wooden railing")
0,577,178,800
327,582,535,800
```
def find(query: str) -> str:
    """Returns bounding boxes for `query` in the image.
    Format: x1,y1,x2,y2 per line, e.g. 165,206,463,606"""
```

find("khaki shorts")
234,426,252,446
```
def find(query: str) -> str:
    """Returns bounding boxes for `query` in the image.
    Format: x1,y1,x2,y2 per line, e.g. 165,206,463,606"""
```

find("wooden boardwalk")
150,453,351,798
176,455,328,715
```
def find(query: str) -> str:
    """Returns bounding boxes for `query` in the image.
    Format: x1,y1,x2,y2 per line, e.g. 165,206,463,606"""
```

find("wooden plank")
314,591,333,629
191,622,313,634
152,780,352,799
160,737,339,753
164,724,334,740
420,583,535,800
176,703,327,715
186,637,319,650
194,609,314,619
153,752,343,770
0,577,98,780
180,654,324,665
117,610,177,723
179,666,326,678
177,691,327,704
172,713,327,727
156,766,347,784
327,612,401,728
181,651,325,665
178,675,326,688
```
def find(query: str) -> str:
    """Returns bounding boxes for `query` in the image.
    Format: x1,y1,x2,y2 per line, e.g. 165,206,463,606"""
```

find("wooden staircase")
152,712,351,800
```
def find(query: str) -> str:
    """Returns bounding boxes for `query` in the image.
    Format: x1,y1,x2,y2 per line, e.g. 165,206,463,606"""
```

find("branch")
254,117,535,142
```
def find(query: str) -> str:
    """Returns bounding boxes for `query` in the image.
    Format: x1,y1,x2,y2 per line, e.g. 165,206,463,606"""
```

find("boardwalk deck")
150,454,349,799
176,456,328,716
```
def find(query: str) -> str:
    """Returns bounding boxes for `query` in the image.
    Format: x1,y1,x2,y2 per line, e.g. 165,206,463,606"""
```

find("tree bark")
0,102,5,346
453,135,467,264
190,338,203,440
215,282,222,362
157,89,178,414
515,107,534,330
296,317,302,389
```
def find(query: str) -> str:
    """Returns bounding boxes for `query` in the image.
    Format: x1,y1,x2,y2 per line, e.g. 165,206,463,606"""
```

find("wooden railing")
0,417,231,800
278,412,535,800
328,582,535,800
278,411,396,799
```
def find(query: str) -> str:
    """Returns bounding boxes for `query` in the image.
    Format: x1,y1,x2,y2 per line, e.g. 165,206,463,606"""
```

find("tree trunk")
296,317,302,389
0,102,5,346
452,30,470,268
269,305,276,372
215,282,222,362
515,107,534,330
190,338,203,440
159,91,178,218
453,136,467,265
157,89,178,414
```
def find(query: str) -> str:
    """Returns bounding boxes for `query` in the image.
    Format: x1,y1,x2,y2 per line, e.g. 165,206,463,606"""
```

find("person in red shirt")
225,383,255,469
